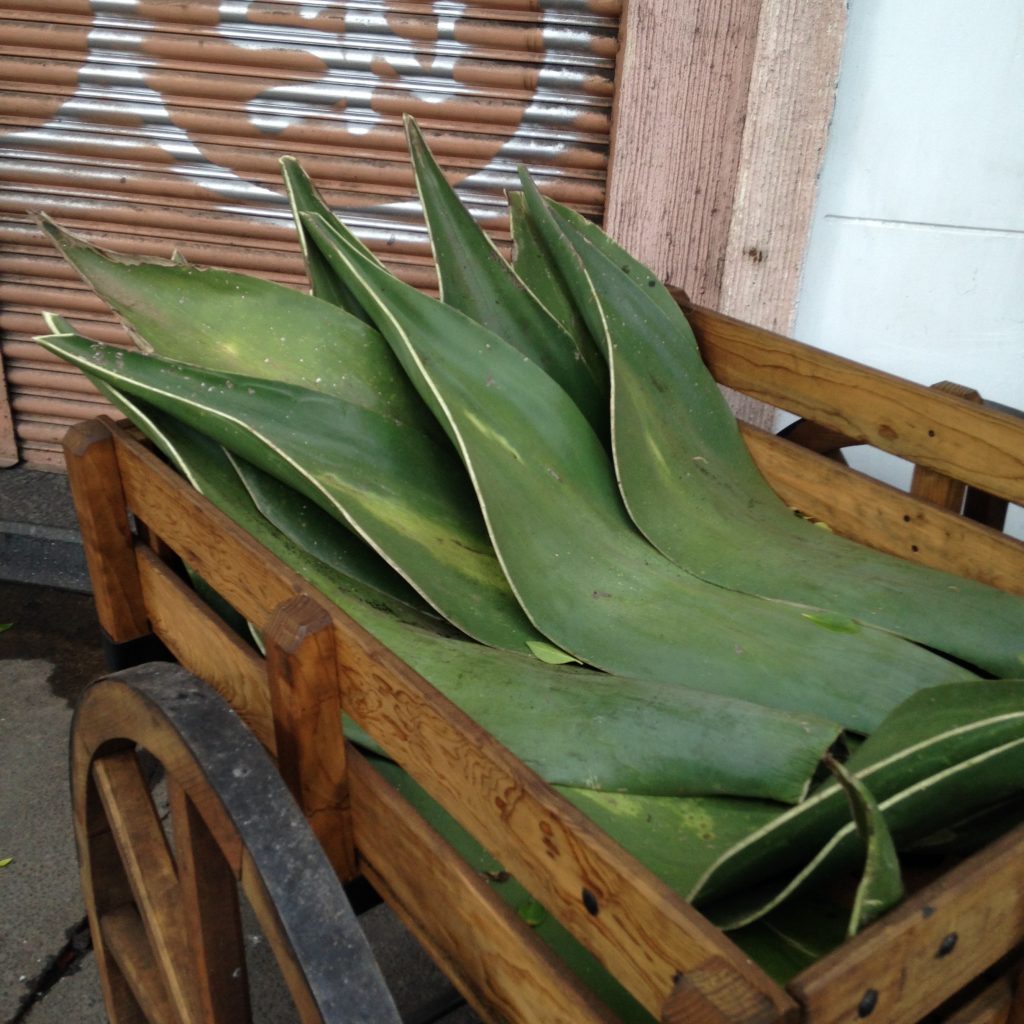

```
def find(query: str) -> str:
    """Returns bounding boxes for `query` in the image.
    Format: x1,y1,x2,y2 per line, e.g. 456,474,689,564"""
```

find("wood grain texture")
168,778,251,1024
910,382,983,512
135,544,274,751
687,304,1024,504
265,595,356,882
741,424,1024,595
100,905,178,1024
109,421,791,1024
94,751,204,1024
605,0,762,304
75,765,148,1024
936,974,1015,1024
62,418,150,642
350,750,615,1024
718,0,846,427
789,823,1024,1024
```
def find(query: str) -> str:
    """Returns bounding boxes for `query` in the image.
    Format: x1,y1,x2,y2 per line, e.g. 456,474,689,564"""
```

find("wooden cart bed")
65,302,1024,1024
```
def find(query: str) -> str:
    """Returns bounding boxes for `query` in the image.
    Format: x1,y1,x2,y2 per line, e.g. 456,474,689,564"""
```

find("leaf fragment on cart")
691,680,1024,926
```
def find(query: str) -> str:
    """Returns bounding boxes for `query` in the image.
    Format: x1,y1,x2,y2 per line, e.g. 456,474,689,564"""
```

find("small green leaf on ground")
0,857,13,868
0,623,12,633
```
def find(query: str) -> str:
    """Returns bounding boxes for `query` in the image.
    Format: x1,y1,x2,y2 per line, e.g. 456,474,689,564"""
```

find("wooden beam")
605,1,763,304
606,0,846,426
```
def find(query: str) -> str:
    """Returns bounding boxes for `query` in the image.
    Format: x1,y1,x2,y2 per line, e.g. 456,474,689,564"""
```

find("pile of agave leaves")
36,117,1024,1017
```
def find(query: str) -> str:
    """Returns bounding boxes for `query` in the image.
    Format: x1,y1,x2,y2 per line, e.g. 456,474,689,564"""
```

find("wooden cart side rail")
683,302,1024,508
123,535,613,1023
349,749,618,1024
789,820,1024,1024
741,425,1024,595
102,420,795,1024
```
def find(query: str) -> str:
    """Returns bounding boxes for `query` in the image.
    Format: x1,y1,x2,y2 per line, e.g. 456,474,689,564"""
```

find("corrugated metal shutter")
1,0,621,468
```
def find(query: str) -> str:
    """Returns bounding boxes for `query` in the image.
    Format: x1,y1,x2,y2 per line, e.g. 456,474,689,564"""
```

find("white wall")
793,0,1024,527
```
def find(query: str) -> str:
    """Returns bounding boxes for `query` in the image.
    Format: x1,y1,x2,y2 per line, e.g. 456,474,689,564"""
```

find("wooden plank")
741,425,1024,595
717,0,846,428
74,767,148,1024
110,421,792,1023
100,905,179,1024
134,544,275,752
686,303,1024,505
168,778,252,1024
789,823,1024,1024
910,382,983,512
606,2,762,307
719,0,846,336
937,975,1015,1024
265,595,356,883
349,750,615,1024
93,751,204,1024
62,418,150,642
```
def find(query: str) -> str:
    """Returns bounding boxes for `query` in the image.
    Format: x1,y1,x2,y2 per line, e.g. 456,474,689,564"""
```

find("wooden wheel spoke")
168,778,252,1023
93,750,203,1024
100,905,179,1024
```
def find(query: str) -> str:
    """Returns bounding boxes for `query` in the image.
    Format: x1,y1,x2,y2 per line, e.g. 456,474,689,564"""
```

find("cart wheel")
71,662,401,1024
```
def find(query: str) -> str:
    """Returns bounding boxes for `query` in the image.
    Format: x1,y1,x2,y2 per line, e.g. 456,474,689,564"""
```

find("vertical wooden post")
168,778,251,1024
264,594,356,882
605,0,846,428
63,419,150,644
910,383,983,513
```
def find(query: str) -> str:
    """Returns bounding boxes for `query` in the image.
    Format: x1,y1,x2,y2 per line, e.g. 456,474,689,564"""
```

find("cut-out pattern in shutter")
0,0,621,467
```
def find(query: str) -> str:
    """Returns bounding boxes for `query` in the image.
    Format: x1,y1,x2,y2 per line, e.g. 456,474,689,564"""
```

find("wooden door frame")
605,0,847,425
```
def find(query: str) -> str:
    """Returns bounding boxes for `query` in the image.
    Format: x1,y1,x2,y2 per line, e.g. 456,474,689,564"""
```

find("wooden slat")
937,975,1015,1024
741,424,1024,595
265,595,356,883
790,823,1024,1024
62,418,150,642
687,303,1024,505
134,544,275,751
100,905,179,1024
167,779,252,1024
93,750,204,1024
910,382,983,512
350,750,615,1024
109,420,792,1024
75,769,148,1024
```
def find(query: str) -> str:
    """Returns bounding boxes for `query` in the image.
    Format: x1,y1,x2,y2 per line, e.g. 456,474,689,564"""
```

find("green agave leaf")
508,191,598,355
37,214,438,440
304,232,977,734
78,364,258,640
38,332,542,653
826,757,904,937
301,212,454,443
730,896,851,986
279,155,381,321
690,679,1024,925
88,383,847,803
223,450,438,619
404,116,608,437
527,188,1024,678
540,190,687,327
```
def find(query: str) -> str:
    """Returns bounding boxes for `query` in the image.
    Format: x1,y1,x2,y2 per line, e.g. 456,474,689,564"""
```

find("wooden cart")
65,301,1024,1024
